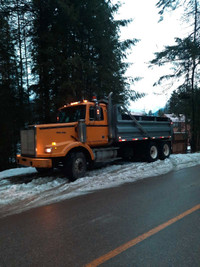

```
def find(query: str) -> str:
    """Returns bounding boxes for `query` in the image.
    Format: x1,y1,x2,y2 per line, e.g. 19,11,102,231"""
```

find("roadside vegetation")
151,0,200,152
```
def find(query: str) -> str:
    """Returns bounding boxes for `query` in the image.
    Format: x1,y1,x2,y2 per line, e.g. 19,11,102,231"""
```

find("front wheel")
63,152,87,181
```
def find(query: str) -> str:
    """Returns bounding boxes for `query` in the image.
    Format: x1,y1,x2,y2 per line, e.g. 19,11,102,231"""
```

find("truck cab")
57,100,109,147
17,99,110,180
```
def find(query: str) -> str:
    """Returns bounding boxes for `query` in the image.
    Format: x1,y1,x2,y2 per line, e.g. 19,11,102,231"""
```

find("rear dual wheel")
146,141,171,162
146,142,159,162
159,142,171,160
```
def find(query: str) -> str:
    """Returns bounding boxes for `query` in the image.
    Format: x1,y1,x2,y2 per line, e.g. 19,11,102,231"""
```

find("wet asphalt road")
0,165,200,267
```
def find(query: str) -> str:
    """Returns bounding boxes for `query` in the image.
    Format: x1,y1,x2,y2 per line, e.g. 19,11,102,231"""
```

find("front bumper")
16,155,52,168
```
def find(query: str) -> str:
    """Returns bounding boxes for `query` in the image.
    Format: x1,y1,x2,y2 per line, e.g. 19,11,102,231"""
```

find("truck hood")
34,122,78,157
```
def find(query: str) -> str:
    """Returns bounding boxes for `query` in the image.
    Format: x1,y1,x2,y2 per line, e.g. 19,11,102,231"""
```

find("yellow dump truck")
17,93,173,181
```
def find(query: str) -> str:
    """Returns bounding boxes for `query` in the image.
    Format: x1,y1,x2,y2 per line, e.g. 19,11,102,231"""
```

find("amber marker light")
70,101,79,105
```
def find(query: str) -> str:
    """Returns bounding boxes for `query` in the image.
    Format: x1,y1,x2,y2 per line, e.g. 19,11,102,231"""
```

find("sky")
112,0,188,113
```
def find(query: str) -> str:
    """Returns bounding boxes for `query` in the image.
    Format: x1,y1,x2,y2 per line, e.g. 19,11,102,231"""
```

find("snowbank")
0,167,37,179
0,153,200,217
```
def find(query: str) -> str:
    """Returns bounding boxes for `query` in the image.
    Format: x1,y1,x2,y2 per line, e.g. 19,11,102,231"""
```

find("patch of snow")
0,153,200,218
0,167,36,179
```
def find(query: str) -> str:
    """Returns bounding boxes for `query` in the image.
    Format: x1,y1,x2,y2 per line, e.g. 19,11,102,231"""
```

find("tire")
146,142,158,162
63,152,87,181
159,142,171,160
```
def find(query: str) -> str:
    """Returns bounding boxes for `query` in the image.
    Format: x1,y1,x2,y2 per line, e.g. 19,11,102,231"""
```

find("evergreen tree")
148,110,153,116
0,12,19,170
151,0,200,151
30,0,137,123
168,86,200,150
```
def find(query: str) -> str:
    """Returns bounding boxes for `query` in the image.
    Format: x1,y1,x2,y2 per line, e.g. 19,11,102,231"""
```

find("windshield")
58,105,86,123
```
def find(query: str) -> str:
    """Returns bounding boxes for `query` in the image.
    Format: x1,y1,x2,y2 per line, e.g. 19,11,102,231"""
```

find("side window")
89,106,104,121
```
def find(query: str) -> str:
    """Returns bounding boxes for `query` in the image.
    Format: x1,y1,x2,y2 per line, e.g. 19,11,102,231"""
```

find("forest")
1,0,200,171
0,0,137,171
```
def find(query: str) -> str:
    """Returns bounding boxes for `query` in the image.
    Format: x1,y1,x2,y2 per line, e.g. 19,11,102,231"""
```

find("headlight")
44,147,52,154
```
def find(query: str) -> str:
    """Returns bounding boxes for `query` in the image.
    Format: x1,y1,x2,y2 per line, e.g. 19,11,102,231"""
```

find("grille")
21,128,36,156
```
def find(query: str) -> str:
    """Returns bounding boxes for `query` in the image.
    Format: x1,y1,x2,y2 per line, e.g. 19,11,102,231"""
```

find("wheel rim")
150,146,158,159
163,144,170,157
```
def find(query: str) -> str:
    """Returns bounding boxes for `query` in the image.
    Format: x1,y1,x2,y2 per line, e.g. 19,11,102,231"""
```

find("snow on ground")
0,153,200,218
0,167,37,179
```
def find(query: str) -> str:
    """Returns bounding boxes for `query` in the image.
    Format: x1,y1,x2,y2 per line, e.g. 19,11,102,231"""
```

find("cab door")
86,104,109,146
